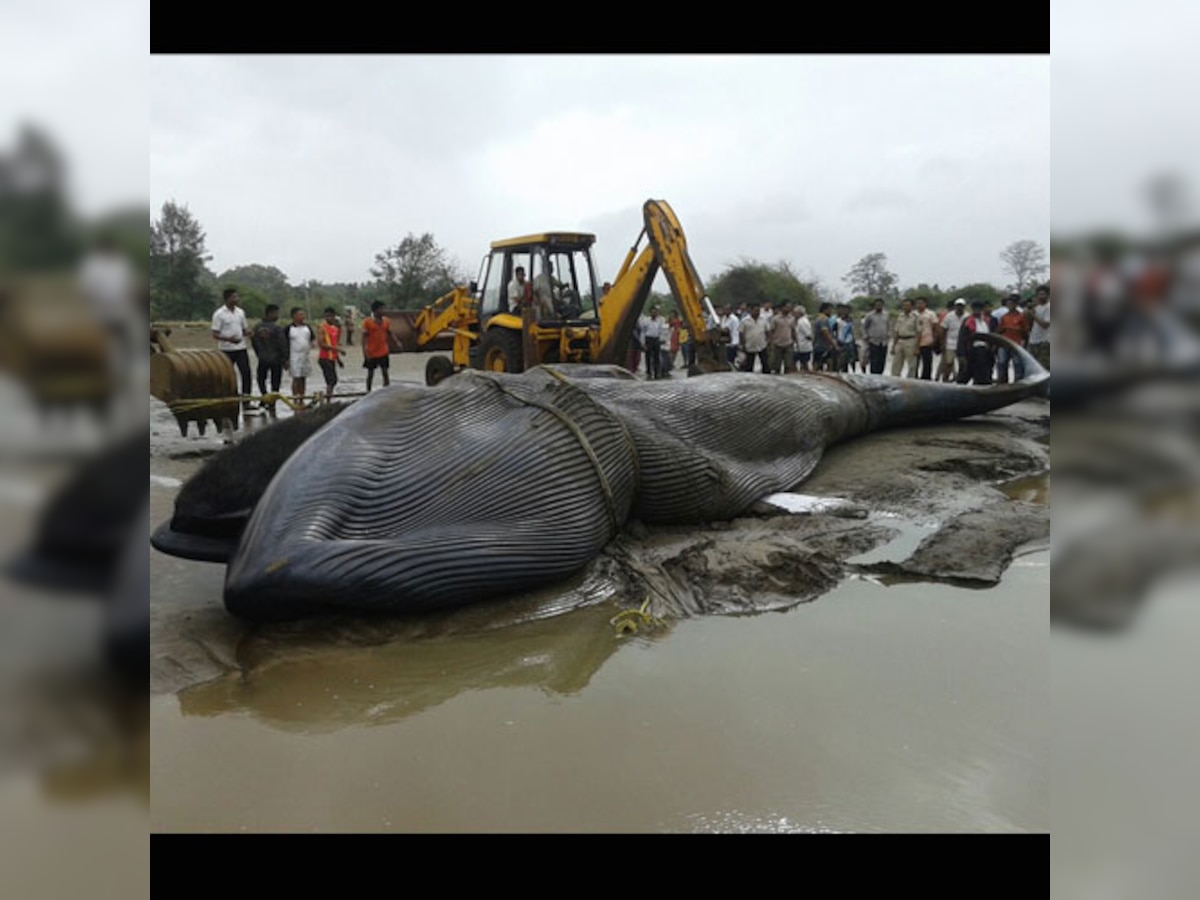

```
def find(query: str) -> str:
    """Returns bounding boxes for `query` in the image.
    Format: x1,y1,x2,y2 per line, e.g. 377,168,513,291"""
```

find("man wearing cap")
938,299,968,382
862,298,890,374
890,298,920,378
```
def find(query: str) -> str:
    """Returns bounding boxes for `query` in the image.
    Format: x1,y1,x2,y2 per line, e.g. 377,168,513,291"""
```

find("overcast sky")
149,55,1050,295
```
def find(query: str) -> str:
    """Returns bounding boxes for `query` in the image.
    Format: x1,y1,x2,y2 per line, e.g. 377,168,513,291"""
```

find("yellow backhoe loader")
410,199,727,386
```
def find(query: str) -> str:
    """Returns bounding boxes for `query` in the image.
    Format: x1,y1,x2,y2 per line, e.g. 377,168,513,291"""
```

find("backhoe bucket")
689,328,730,375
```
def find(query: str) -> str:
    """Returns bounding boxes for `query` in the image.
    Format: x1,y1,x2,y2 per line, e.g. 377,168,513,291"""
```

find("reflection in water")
181,603,646,731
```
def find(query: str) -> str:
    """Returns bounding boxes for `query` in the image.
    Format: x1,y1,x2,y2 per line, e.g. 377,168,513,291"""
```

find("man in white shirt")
794,305,813,371
739,305,770,373
721,306,741,367
507,266,528,314
211,287,251,406
641,306,667,380
938,298,968,382
760,302,775,332
286,306,316,407
1027,285,1051,370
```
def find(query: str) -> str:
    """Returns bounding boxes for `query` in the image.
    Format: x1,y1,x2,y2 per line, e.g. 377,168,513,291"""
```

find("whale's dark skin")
152,333,1049,622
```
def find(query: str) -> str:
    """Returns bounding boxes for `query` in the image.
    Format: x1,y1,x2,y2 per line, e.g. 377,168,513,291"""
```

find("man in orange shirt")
361,300,393,391
995,295,1031,383
317,306,345,400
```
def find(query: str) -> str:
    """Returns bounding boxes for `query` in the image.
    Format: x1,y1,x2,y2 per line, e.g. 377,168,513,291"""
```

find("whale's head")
151,403,350,563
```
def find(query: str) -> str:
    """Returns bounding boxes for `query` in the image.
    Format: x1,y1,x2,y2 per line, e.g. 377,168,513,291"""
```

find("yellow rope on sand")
159,390,371,414
610,597,665,636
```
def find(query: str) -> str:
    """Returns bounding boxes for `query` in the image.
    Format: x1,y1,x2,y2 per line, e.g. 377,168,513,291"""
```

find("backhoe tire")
425,355,454,387
478,327,524,374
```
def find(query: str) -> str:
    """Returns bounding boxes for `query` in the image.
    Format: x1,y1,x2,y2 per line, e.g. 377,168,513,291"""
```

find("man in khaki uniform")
914,296,939,380
890,298,920,378
767,303,798,374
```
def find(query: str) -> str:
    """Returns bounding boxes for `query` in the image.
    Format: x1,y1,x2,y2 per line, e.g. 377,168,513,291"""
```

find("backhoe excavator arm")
595,199,726,373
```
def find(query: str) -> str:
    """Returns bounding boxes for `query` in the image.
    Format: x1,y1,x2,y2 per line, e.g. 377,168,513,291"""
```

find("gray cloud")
150,55,1049,291
841,189,915,214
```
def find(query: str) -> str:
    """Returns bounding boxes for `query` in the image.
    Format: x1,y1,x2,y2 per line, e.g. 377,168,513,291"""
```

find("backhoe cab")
411,199,727,386
476,232,603,372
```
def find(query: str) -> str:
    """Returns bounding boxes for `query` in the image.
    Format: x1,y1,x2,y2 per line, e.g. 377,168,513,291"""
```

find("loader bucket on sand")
149,340,241,437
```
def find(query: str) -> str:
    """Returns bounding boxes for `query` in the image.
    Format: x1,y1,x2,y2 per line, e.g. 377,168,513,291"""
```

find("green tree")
230,286,270,320
902,282,952,309
312,282,364,314
707,259,817,311
217,264,291,307
370,232,465,308
150,200,214,320
843,252,899,303
954,282,1005,306
645,290,675,317
354,281,387,312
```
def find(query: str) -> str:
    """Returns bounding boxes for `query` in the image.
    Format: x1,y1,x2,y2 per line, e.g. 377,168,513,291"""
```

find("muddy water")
148,339,1048,832
151,554,1047,833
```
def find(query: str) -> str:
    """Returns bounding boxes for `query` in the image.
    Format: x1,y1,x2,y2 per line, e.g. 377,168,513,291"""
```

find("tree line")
149,200,471,322
148,199,1048,323
692,241,1047,319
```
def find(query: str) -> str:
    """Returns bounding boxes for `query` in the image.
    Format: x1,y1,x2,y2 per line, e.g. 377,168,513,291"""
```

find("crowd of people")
211,292,394,414
211,285,1053,408
624,287,1051,385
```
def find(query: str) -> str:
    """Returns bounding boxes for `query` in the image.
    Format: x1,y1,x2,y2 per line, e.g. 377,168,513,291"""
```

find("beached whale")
152,333,1048,622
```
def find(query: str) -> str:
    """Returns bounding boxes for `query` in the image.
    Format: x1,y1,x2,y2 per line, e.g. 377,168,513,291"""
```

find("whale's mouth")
151,511,250,563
